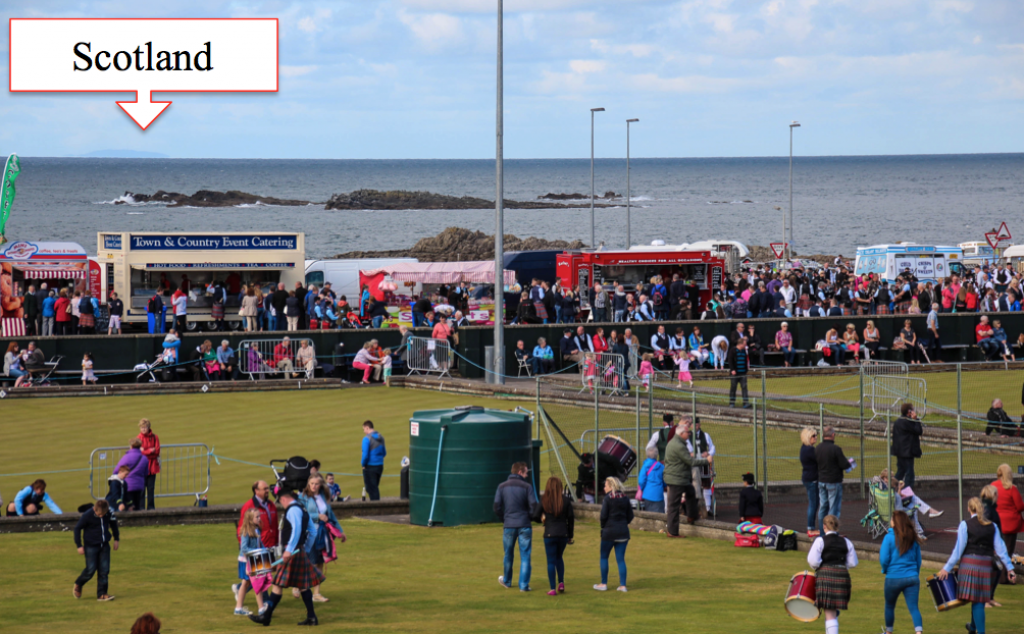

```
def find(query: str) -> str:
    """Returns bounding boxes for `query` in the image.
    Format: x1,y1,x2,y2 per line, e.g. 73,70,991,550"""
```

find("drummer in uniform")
938,497,1016,634
685,418,716,515
807,515,858,634
249,489,324,627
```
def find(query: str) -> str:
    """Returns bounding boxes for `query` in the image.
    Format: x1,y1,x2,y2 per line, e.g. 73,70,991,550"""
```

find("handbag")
734,533,761,548
635,461,658,501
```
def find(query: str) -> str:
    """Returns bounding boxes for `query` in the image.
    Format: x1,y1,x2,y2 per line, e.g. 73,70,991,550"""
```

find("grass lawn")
4,519,1021,634
0,388,519,507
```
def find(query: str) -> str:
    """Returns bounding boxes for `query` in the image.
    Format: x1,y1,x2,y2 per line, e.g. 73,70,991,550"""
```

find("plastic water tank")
408,406,534,527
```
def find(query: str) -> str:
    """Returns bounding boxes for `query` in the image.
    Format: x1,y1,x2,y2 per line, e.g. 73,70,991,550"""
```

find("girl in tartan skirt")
807,515,859,634
249,489,324,627
938,497,1017,634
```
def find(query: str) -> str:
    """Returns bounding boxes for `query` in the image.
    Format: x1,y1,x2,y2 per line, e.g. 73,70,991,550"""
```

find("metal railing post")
761,371,768,499
956,362,963,523
648,383,654,432
886,410,893,519
818,403,824,442
535,377,541,440
594,382,599,504
752,401,759,487
859,366,866,499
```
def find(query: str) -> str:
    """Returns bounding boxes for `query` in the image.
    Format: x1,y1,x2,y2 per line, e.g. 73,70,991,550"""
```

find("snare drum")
246,548,275,578
927,572,965,612
597,435,637,478
785,571,820,622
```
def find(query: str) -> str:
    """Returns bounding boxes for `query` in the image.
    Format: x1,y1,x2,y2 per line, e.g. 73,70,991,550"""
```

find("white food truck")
304,257,418,302
854,244,964,284
97,232,305,331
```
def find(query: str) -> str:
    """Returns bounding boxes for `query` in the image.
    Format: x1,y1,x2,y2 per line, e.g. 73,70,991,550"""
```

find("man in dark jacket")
985,399,1018,437
890,403,923,488
726,339,751,408
73,499,119,601
493,462,540,591
815,426,850,532
271,283,289,331
23,284,38,335
664,423,711,535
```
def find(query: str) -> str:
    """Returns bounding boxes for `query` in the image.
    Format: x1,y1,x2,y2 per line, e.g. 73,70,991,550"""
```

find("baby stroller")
25,355,63,387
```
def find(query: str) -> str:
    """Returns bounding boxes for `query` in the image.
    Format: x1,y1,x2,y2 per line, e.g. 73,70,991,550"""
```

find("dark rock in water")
325,189,607,211
333,227,587,262
539,191,619,200
118,190,317,208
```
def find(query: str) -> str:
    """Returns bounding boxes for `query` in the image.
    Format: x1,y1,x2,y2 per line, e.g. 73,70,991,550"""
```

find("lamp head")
790,121,801,128
591,107,605,112
627,118,639,123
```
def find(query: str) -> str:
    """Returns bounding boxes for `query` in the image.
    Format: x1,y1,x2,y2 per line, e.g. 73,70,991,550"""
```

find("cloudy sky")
2,0,1022,158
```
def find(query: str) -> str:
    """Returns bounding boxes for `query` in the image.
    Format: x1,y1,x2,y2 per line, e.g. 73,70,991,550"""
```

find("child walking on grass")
674,351,693,388
639,353,655,391
381,348,393,387
234,509,266,617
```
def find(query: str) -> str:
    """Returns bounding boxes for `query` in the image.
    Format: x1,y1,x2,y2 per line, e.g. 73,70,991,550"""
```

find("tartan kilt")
272,551,324,589
533,301,548,320
815,565,851,611
797,296,812,311
876,305,891,315
211,303,225,319
957,555,993,604
78,313,95,328
841,307,852,316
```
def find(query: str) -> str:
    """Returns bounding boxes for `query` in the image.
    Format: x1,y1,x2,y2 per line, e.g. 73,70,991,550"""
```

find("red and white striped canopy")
361,261,515,286
1,317,26,337
12,263,86,279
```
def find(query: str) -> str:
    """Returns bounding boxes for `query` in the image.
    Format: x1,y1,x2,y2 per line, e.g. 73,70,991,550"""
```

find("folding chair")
517,354,533,378
860,482,894,540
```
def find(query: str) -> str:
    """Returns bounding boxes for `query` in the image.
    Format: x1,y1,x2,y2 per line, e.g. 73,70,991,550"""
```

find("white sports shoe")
498,576,511,588
231,583,240,596
928,510,944,519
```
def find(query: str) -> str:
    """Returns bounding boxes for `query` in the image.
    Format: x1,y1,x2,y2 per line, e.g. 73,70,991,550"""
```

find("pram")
135,356,170,383
24,355,63,387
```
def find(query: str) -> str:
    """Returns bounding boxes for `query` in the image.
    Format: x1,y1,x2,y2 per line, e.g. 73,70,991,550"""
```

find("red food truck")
556,246,726,310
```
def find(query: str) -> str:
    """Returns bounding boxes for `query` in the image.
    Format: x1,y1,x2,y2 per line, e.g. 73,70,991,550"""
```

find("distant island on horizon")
79,149,169,158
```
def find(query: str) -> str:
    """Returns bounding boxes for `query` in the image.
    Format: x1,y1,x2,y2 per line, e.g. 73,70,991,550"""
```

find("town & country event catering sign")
129,234,299,250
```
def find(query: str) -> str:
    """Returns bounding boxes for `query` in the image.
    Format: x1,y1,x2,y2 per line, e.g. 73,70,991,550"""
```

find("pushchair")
25,355,63,387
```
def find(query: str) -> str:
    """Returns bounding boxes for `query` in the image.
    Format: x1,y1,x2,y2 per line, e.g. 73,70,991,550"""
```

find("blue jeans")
803,481,819,531
268,314,278,331
75,543,111,598
413,312,425,328
543,537,568,590
884,576,923,632
502,527,532,590
643,500,665,513
554,304,562,323
599,540,628,587
818,482,843,531
614,310,625,322
372,316,384,329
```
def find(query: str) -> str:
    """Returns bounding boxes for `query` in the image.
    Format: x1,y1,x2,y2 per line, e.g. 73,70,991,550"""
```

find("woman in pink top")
775,322,796,367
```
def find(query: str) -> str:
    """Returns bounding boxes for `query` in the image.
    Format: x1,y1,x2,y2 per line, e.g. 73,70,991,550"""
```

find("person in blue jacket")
7,479,63,516
879,510,923,634
637,447,666,513
361,421,386,501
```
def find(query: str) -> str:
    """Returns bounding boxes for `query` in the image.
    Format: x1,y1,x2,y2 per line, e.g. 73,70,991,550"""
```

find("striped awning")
1,317,26,337
12,263,87,279
362,261,516,286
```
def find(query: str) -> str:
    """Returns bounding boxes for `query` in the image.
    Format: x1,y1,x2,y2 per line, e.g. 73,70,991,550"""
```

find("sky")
1,0,1022,159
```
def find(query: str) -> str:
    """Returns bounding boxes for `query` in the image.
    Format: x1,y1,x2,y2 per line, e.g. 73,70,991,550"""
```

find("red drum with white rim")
785,571,820,622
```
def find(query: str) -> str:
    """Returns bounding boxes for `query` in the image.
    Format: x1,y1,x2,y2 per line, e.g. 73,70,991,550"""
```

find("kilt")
271,551,324,589
211,303,225,319
957,555,993,604
78,313,95,328
841,307,852,316
797,295,812,311
876,305,891,315
815,565,851,611
533,301,548,320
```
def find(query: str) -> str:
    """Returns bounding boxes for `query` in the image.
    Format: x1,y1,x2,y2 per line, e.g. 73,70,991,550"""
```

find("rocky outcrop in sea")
324,189,609,210
332,227,587,262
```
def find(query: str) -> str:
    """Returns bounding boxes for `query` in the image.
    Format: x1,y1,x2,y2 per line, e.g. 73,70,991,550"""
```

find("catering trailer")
0,240,91,336
97,232,305,331
854,244,963,284
556,246,725,310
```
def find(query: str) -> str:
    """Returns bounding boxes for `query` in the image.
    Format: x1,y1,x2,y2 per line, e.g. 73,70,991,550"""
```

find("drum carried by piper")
927,570,965,612
784,571,820,622
246,548,276,578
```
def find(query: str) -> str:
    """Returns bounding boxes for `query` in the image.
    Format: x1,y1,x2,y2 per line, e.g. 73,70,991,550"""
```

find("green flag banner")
0,153,21,243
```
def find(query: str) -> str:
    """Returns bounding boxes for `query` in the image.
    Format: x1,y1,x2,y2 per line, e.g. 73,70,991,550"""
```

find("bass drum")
784,571,820,622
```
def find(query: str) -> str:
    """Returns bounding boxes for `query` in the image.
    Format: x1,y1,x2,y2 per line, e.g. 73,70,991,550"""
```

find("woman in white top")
710,335,729,370
807,514,859,634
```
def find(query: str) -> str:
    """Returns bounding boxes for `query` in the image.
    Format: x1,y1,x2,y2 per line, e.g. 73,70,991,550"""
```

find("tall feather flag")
0,154,22,244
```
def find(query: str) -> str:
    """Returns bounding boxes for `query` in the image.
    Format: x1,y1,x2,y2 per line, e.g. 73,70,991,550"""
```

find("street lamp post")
590,107,605,248
788,121,800,261
626,118,639,248
494,0,504,385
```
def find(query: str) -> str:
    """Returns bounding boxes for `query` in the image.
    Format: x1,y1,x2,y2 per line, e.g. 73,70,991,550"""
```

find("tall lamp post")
788,121,800,261
626,118,639,248
494,0,504,385
590,107,605,248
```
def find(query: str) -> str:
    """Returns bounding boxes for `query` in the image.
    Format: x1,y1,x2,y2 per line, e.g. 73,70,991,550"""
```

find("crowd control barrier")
406,336,453,379
89,443,211,501
238,338,316,380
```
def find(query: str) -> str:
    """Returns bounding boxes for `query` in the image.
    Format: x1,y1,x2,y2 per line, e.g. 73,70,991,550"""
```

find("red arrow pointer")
116,91,172,131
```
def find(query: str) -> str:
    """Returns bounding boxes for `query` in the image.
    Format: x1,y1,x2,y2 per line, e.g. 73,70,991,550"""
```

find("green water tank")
409,405,536,527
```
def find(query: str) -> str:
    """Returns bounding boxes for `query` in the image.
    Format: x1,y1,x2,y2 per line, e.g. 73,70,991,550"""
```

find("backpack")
277,456,311,492
148,295,160,313
652,287,665,307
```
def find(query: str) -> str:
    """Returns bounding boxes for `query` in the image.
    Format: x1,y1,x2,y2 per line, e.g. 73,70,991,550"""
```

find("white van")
958,241,997,268
854,244,964,284
304,258,417,301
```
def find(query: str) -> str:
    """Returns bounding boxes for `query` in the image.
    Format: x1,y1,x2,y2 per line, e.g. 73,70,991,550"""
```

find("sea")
7,154,1023,259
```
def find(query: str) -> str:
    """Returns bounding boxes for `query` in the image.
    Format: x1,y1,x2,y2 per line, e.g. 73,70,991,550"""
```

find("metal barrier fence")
238,338,316,380
89,443,211,501
580,352,626,395
535,363,1024,530
407,336,453,378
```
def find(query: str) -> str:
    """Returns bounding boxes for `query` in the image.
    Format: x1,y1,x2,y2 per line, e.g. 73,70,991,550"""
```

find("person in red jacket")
138,419,161,510
992,463,1024,556
238,480,279,549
